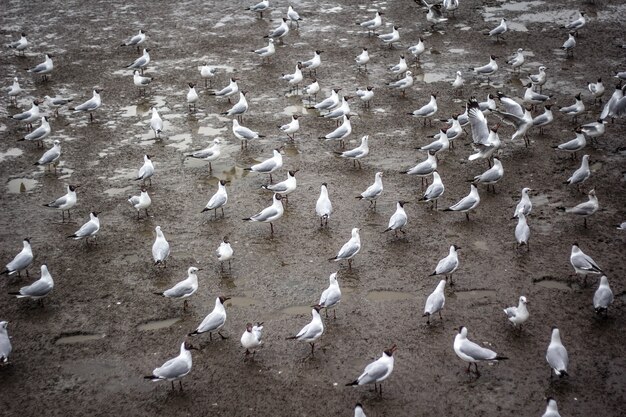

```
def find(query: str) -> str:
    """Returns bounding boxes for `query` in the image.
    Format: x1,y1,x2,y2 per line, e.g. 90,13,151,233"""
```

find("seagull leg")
348,259,353,270
333,309,337,320
270,223,274,235
465,212,470,221
221,207,225,218
218,331,228,340
179,380,183,391
228,260,231,271
310,342,315,357
171,381,175,390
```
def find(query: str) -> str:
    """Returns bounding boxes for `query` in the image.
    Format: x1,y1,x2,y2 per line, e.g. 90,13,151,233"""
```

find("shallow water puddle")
0,148,23,162
452,289,496,300
534,279,575,291
7,178,38,193
166,133,193,151
366,291,413,302
137,318,182,331
225,297,261,308
280,305,313,315
198,126,227,136
55,333,105,345
104,186,133,197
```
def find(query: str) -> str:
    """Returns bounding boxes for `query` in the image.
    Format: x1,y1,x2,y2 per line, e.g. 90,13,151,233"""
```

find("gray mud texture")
1,0,625,416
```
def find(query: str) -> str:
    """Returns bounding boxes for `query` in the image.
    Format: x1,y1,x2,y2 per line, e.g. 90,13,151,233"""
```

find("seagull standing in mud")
262,170,298,203
546,327,569,378
356,171,383,208
346,345,397,395
593,276,614,315
357,11,384,35
470,55,498,83
241,323,263,357
429,245,460,283
34,139,61,171
355,48,370,71
356,86,374,108
152,226,170,267
149,107,163,138
470,157,504,193
8,32,28,54
189,296,230,340
265,17,290,42
533,105,554,134
318,272,341,319
0,322,12,364
187,83,199,112
354,403,367,417
408,38,425,65
329,228,361,270
244,148,283,183
12,100,41,131
278,115,300,141
503,296,529,329
133,70,152,94
443,184,480,220
128,188,151,218
246,0,270,18
564,154,590,187
514,189,532,217
144,341,197,391
383,201,408,237
252,38,276,63
242,194,284,235
388,70,413,96
287,5,302,28
154,267,201,311
232,119,264,149
1,238,33,277
281,63,304,94
378,25,400,48
316,183,332,227
562,189,598,228
419,171,444,209
301,50,323,76
7,77,23,105
286,305,324,356
562,33,576,56
216,237,233,272
552,128,586,158
454,326,508,377
44,184,79,221
202,180,228,218
486,18,508,41
134,154,154,186
423,279,446,324
21,116,51,146
409,94,438,126
569,243,602,285
126,48,150,73
199,63,216,87
44,95,73,116
507,48,525,71
320,115,352,147
335,135,369,168
120,29,146,52
402,152,437,189
514,212,530,249
222,91,249,121
70,89,101,122
212,78,239,101
67,212,101,243
27,54,54,81
542,398,562,417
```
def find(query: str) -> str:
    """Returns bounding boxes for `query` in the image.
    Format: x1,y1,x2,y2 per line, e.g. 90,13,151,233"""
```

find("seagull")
429,245,460,283
409,94,438,126
570,243,602,284
8,32,28,55
133,70,152,94
128,188,151,218
252,39,275,63
211,78,239,102
388,70,413,96
232,119,264,149
546,327,568,378
564,154,590,187
67,211,101,243
408,38,425,65
419,171,444,209
506,106,532,143
559,94,585,123
313,88,341,111
329,228,361,270
470,55,498,83
587,78,604,104
216,237,233,272
278,115,300,140
533,104,554,134
443,184,480,220
144,341,197,391
70,89,101,122
514,212,530,249
303,79,320,103
600,83,624,121
513,187,532,218
34,137,60,168
356,171,384,208
335,135,368,168
579,119,606,143
281,63,303,93
423,280,446,324
0,322,11,364
552,128,586,159
468,124,500,164
478,94,497,114
378,25,400,48
452,71,465,94
356,86,374,108
244,148,283,183
486,18,507,41
319,114,352,147
564,189,598,228
154,267,201,310
27,54,54,81
189,296,230,340
246,0,270,18
126,48,150,73
287,5,302,28
507,48,524,71
243,193,284,235
152,226,170,267
199,63,216,87
470,157,503,192
286,306,324,356
316,183,332,227
262,170,298,203
356,11,384,35
389,55,408,77
467,99,491,144
354,403,367,417
44,184,78,221
564,11,586,34
561,33,576,57
423,2,448,30
44,95,73,116
7,77,23,105
529,65,548,92
301,50,323,75
221,91,248,121
135,154,154,186
319,272,341,319
593,276,614,315
187,83,199,112
402,152,437,189
443,0,459,15
419,131,449,158
241,323,263,357
346,345,397,395
265,17,290,42
355,48,370,71
454,326,508,377
21,116,51,147
322,95,352,121
383,201,408,237
542,398,562,417
201,180,228,218
503,296,529,329
12,100,41,130
120,29,146,52
149,107,163,138
523,83,551,109
1,238,33,277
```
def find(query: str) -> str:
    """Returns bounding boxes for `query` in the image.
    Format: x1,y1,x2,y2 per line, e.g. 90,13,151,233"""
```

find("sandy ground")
1,0,625,416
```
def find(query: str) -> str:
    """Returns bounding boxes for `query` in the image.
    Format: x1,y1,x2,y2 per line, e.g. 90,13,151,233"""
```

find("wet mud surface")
1,0,625,416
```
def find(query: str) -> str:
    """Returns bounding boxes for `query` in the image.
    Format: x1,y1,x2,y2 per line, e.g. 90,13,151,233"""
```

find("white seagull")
154,266,201,310
199,63,216,87
244,148,283,183
12,100,41,130
388,70,413,96
120,29,146,51
423,279,446,324
319,114,352,147
0,322,11,364
356,171,384,208
1,238,33,277
593,276,614,315
470,157,504,192
134,154,154,186
357,11,384,35
71,89,102,122
443,184,480,220
564,154,590,187
454,326,508,377
318,272,341,319
419,170,444,209
243,193,284,235
241,322,264,357
503,296,529,328
216,237,233,272
149,107,163,138
329,228,361,270
409,94,438,126
570,243,602,284
22,116,51,147
429,245,460,283
252,39,275,63
211,78,239,101
378,25,400,48
513,187,532,217
278,115,300,141
187,82,199,112
486,18,507,41
152,226,170,267
546,327,569,377
355,48,370,71
246,0,270,18
383,201,409,237
67,212,101,243
128,188,151,219
189,296,230,340
144,341,197,391
265,17,290,42
232,119,264,149
27,54,54,81
286,305,324,356
316,183,333,227
8,32,28,54
335,135,369,168
201,180,228,218
262,170,298,203
44,184,79,221
542,398,562,417
346,345,397,395
126,48,150,73
563,189,598,228
221,91,248,121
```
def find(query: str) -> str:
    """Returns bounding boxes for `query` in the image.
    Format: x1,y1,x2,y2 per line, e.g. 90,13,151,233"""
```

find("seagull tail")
66,234,77,239
555,206,566,212
261,185,270,190
17,138,25,142
243,168,252,171
422,312,431,317
355,196,364,200
494,355,509,361
7,292,20,295
382,227,392,233
557,370,568,377
153,292,164,296
332,151,343,156
285,336,297,340
442,208,453,212
0,269,9,275
258,134,266,138
328,256,337,262
33,162,40,166
201,207,210,213
345,380,359,387
143,375,158,380
188,330,199,337
429,271,437,276
242,217,252,221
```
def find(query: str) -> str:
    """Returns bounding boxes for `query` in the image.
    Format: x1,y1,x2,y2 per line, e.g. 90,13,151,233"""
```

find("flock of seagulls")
2,0,625,416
